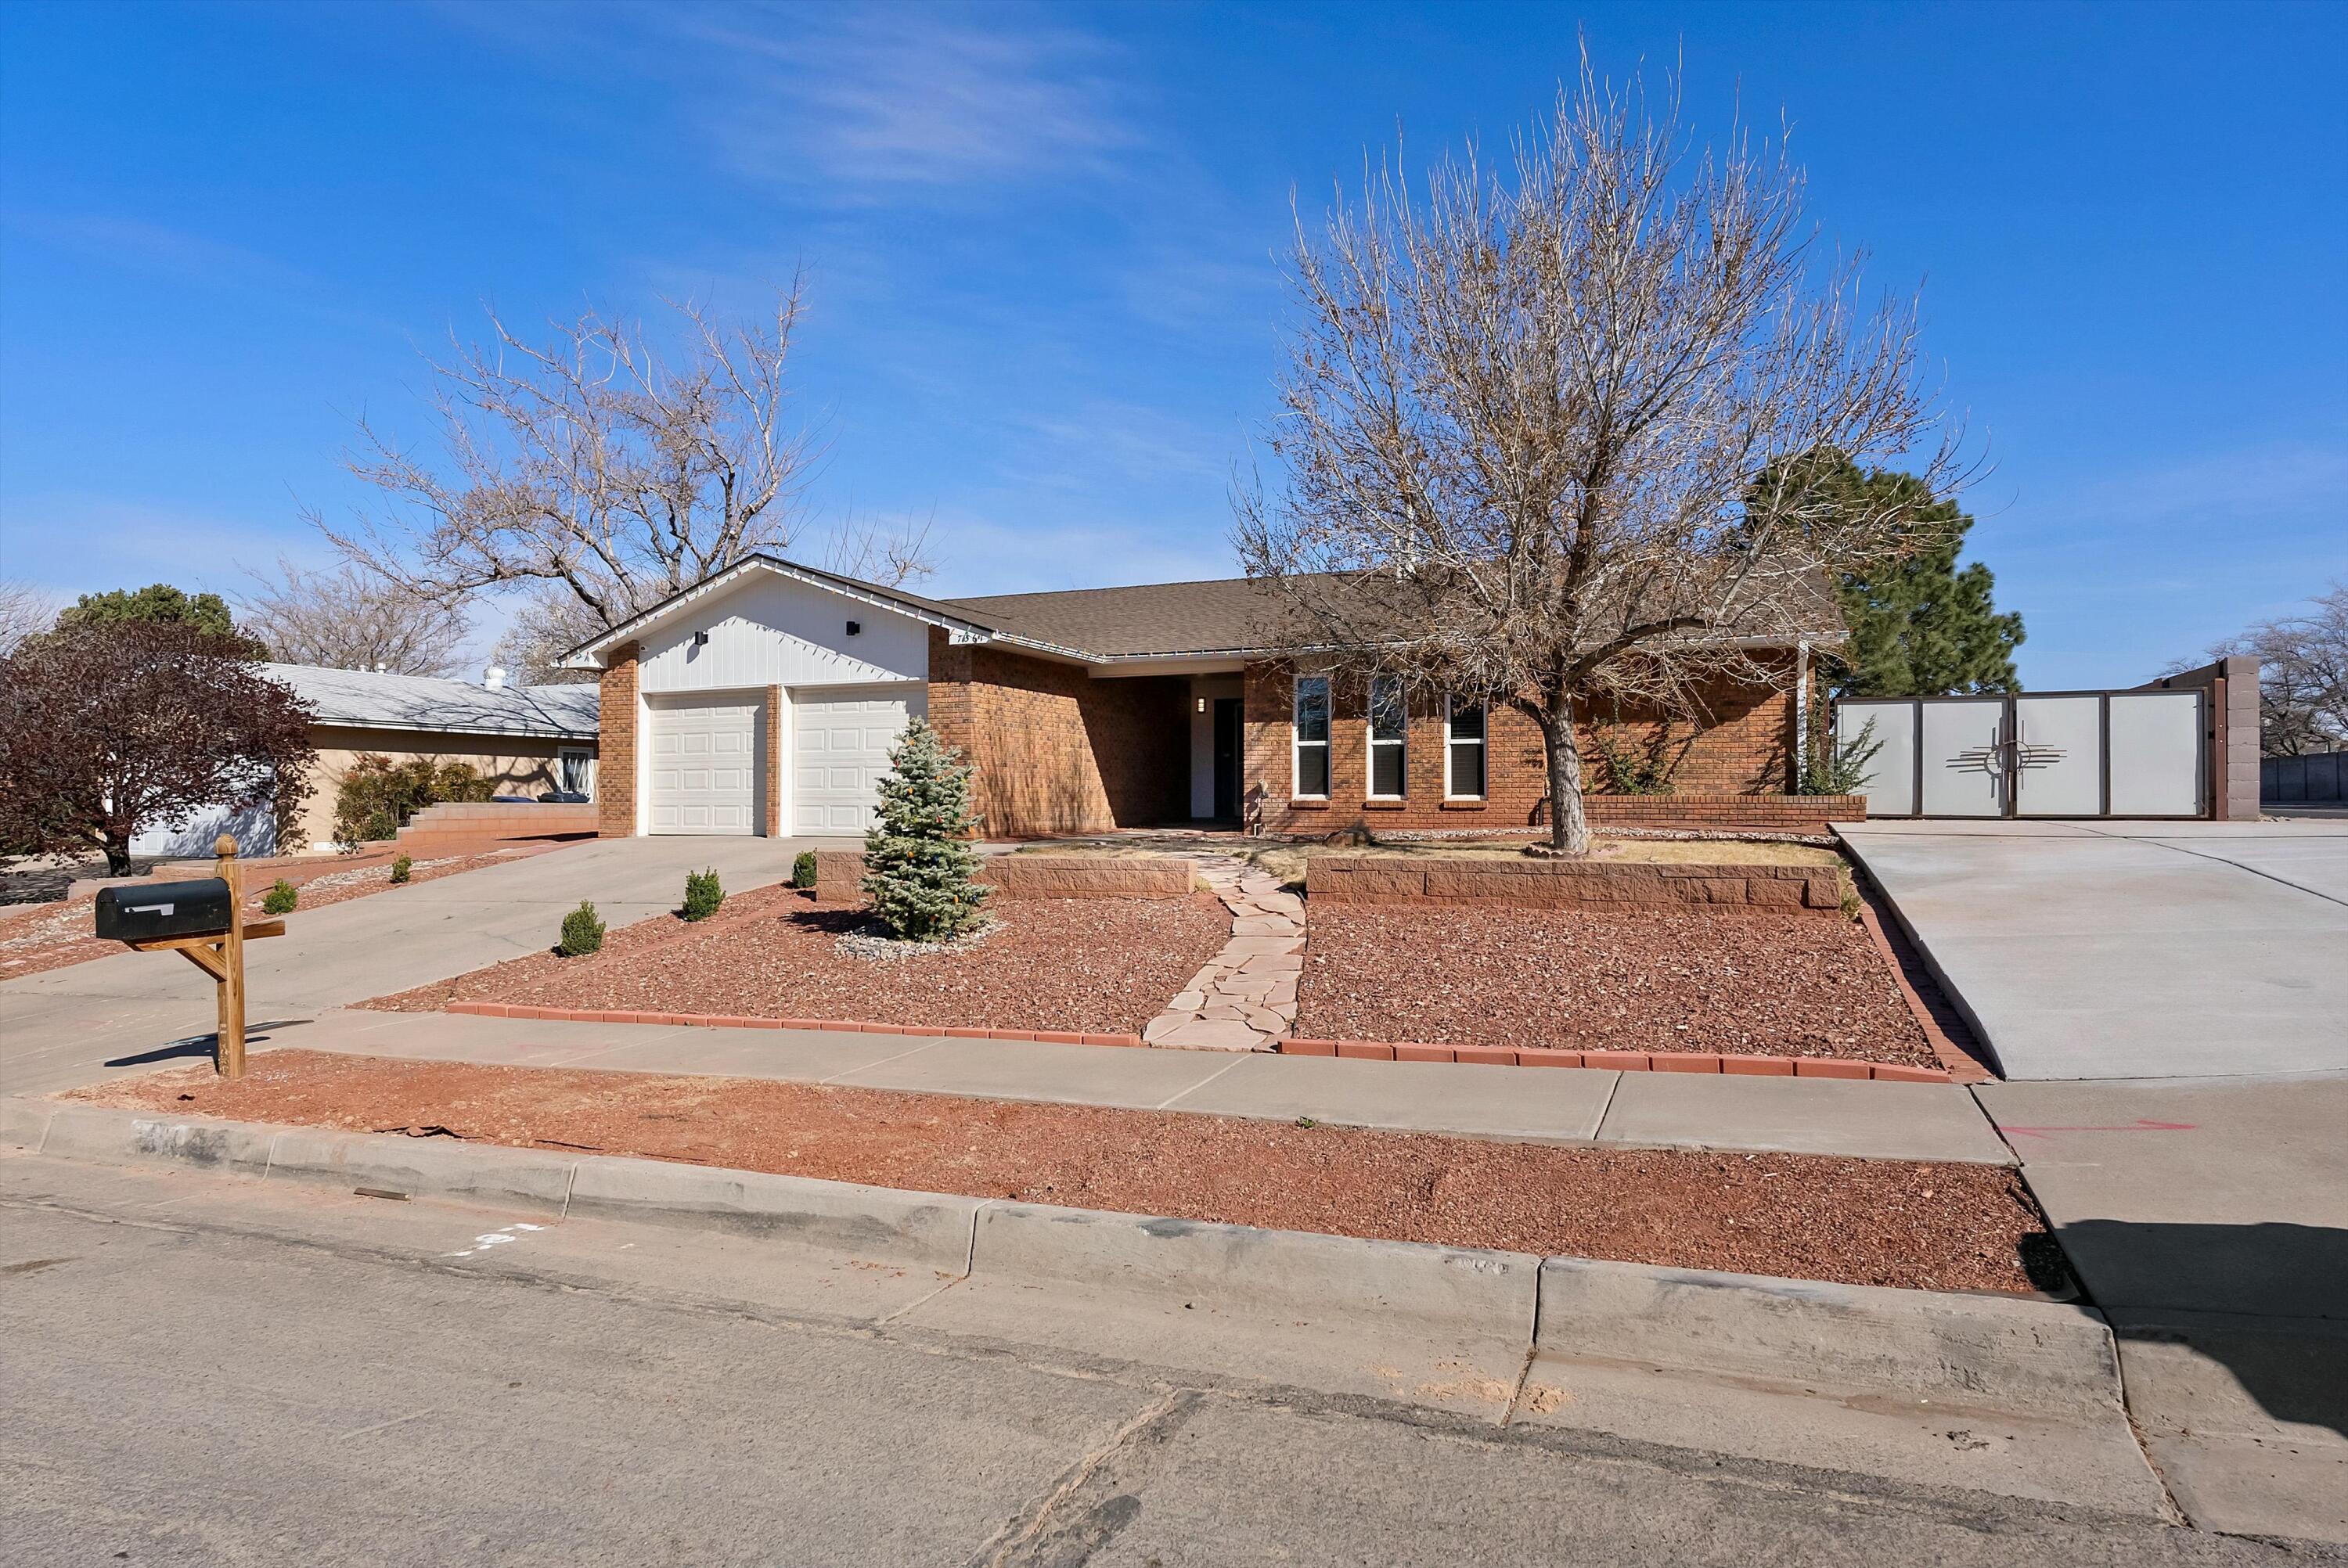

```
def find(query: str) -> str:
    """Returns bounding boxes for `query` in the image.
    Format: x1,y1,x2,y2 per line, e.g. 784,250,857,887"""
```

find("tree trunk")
102,830,133,878
1539,690,1592,856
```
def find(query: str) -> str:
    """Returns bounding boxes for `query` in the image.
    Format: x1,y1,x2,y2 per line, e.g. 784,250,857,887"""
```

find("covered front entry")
646,693,762,834
790,684,924,836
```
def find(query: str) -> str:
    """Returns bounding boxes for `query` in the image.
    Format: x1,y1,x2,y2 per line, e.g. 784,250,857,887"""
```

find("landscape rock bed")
364,883,1230,1037
72,1048,2054,1293
1296,904,1938,1066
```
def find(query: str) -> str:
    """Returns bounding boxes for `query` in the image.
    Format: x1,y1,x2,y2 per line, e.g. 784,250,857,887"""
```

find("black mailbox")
94,879,235,943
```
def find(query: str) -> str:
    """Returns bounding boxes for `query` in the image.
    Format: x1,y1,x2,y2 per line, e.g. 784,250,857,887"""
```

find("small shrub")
333,754,494,848
1588,719,1682,796
860,719,989,942
681,867,724,922
791,850,818,889
261,878,298,915
557,900,605,957
389,853,412,885
1800,716,1886,797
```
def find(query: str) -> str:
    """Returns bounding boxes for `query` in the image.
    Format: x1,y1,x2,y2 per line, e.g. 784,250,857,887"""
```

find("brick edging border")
1272,1037,1952,1082
441,1000,1946,1081
444,999,1142,1048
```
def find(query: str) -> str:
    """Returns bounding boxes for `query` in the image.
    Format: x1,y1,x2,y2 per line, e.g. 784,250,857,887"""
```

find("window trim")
1366,673,1406,800
1291,674,1331,800
1443,696,1487,801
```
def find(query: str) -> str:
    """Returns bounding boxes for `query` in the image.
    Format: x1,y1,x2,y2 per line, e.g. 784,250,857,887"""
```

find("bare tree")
235,557,474,677
315,283,914,644
2187,582,2348,756
0,579,58,656
1235,61,1956,854
488,584,605,687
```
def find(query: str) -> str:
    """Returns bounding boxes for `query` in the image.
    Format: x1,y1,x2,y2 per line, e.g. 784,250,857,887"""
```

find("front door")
1212,698,1242,820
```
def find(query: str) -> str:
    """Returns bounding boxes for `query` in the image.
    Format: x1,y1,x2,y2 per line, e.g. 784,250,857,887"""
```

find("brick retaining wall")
812,851,1194,904
1305,855,1844,914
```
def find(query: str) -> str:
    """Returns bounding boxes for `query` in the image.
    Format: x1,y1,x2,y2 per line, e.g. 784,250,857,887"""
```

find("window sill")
1439,799,1488,810
1360,798,1406,811
1288,797,1332,811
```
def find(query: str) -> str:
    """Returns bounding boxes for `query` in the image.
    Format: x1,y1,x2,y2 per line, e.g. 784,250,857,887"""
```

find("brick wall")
596,641,639,838
1244,657,1805,836
762,685,783,837
927,632,1189,836
1306,854,1844,913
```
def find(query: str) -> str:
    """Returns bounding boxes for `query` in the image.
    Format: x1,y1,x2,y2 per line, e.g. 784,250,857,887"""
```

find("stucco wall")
295,725,589,849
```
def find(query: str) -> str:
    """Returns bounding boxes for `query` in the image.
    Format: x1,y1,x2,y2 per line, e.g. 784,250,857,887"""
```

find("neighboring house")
132,664,600,858
560,555,1824,841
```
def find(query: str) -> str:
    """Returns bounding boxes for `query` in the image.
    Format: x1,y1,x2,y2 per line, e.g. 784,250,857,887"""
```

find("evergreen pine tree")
1756,453,2024,698
860,719,989,941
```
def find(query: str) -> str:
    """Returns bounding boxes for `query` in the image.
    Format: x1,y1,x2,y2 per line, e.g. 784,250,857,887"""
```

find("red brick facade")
1241,658,1803,836
596,641,639,839
926,631,1189,837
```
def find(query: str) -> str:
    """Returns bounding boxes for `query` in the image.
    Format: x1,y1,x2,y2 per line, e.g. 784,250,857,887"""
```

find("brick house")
561,555,1831,840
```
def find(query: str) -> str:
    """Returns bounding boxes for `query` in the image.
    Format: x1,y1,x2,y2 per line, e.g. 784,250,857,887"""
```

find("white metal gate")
1836,690,2206,819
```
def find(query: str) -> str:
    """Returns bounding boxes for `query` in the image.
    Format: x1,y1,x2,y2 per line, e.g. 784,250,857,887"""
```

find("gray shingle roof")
258,664,598,739
943,577,1302,659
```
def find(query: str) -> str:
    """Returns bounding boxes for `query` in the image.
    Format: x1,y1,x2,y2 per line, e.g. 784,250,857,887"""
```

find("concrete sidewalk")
53,1005,2018,1165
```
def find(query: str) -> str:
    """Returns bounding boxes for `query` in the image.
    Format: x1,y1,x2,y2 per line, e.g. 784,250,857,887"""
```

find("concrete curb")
1536,1256,2122,1419
566,1156,981,1272
6,1098,2119,1415
973,1200,1540,1336
1278,1038,1954,1081
442,1000,1143,1048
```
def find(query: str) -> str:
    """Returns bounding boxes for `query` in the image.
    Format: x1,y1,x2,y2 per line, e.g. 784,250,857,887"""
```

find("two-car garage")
643,684,921,837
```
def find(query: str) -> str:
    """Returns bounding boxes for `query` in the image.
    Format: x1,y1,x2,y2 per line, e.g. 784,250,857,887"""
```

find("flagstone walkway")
1140,856,1304,1051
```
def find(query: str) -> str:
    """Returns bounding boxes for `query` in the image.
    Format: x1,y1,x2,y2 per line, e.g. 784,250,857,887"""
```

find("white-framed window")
558,747,595,798
1367,674,1406,799
1292,675,1331,798
1445,696,1486,799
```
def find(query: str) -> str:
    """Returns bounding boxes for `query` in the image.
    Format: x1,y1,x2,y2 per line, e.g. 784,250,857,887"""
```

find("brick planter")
812,851,1194,904
1305,855,1843,914
1584,794,1866,834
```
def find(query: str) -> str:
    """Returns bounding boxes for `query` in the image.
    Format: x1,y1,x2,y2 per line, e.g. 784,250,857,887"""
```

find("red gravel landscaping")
1297,904,1936,1066
362,883,1230,1036
72,1048,2055,1294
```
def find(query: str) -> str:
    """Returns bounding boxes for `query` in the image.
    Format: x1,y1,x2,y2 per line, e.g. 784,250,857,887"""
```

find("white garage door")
646,696,759,834
792,685,924,836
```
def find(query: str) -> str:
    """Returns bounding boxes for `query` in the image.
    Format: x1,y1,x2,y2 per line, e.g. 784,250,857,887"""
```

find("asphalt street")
3,1155,2335,1568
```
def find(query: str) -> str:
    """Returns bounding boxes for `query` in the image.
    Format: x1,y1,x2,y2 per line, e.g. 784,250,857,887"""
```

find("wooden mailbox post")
113,833,286,1079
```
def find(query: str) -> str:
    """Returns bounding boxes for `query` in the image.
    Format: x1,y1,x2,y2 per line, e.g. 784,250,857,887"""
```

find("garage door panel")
646,696,759,835
790,684,923,836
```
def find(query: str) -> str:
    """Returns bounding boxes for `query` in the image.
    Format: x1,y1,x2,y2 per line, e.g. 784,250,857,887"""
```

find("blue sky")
2,0,2342,688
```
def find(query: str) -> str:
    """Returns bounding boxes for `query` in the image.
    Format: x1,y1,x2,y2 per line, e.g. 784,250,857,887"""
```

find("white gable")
635,571,930,695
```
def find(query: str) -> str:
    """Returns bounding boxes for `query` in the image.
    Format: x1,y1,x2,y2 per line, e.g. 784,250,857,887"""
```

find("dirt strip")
71,1049,2057,1294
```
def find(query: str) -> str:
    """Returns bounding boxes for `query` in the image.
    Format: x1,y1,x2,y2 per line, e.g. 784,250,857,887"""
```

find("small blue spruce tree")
860,718,989,941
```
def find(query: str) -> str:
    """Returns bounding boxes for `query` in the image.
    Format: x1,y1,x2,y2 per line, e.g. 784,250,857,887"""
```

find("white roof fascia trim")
558,558,1008,669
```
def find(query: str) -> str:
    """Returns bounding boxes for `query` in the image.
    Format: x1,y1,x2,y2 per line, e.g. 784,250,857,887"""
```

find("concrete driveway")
0,835,831,1096
1838,819,2348,1081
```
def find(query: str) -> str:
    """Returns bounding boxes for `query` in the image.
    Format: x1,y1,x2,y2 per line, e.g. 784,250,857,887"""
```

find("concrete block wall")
812,851,1194,904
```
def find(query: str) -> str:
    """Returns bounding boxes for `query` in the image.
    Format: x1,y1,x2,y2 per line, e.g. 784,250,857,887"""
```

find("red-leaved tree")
0,623,316,874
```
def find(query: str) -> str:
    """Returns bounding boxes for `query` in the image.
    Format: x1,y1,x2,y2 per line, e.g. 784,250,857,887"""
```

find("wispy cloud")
1,208,315,293
575,3,1136,196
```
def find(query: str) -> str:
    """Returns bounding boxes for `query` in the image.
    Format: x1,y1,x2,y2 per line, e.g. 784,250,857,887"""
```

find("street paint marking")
443,1221,548,1257
1997,1119,2197,1140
